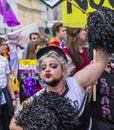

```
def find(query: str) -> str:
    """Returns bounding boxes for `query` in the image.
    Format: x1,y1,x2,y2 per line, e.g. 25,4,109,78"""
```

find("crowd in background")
0,16,114,130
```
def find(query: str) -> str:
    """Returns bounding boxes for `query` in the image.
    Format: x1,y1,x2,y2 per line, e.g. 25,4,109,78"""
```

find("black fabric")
76,95,91,130
16,92,79,130
90,65,114,125
0,88,11,130
0,103,10,130
0,88,14,130
92,120,114,130
2,87,14,117
0,117,3,130
87,6,114,53
17,80,91,130
36,46,68,62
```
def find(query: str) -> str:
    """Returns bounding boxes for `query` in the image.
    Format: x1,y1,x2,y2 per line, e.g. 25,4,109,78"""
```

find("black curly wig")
15,91,79,130
87,6,114,53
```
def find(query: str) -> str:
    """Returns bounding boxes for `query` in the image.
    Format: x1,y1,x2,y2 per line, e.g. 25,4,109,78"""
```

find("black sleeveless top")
90,65,114,124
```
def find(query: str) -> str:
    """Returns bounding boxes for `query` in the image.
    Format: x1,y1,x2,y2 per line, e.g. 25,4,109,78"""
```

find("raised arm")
73,49,109,89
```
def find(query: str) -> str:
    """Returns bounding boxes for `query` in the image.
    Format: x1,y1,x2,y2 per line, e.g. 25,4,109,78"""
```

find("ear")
62,68,66,77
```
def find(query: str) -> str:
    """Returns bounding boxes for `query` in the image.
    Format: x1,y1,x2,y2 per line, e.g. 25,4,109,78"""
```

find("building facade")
17,0,47,28
0,0,62,34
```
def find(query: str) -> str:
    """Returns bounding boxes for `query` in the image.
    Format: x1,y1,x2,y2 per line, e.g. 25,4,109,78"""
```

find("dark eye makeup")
40,63,58,70
50,63,58,68
41,64,46,70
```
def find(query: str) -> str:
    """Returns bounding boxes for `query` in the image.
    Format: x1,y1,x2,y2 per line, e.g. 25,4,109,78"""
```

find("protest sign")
62,0,114,28
18,60,45,105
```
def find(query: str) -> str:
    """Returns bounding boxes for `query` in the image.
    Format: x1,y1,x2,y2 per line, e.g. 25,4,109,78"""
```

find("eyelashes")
40,63,58,71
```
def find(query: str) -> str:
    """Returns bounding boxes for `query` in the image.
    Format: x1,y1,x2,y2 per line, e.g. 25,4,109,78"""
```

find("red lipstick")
45,73,51,78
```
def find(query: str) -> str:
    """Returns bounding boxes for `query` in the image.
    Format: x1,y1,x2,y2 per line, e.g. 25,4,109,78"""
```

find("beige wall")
17,0,45,28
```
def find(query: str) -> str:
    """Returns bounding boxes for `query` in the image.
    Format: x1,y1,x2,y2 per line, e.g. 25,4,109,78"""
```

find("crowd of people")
0,6,114,130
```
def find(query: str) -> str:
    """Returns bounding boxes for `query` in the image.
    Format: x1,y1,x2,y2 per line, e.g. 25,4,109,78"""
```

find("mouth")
45,73,51,78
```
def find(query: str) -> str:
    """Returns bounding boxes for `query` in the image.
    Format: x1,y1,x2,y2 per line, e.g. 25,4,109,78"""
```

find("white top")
35,77,86,116
0,55,10,104
35,77,92,130
0,55,10,88
65,77,87,116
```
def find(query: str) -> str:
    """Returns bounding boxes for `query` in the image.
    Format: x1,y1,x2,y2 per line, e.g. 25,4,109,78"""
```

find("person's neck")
46,80,66,95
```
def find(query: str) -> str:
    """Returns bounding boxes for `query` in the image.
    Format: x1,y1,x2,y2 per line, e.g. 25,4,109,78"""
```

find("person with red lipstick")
10,7,114,130
10,46,109,130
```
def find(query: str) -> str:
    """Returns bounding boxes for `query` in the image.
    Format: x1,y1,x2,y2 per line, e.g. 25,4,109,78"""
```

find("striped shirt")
0,55,10,104
0,55,10,88
9,45,19,76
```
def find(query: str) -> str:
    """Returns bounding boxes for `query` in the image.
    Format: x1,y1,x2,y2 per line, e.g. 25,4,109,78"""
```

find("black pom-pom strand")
87,6,114,53
15,92,79,130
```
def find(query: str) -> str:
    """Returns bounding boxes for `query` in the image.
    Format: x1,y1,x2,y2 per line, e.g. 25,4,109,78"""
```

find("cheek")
54,67,63,76
62,32,65,35
80,35,86,41
40,71,44,79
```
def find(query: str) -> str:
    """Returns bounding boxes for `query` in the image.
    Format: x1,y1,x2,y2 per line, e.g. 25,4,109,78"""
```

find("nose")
45,65,50,71
45,64,51,72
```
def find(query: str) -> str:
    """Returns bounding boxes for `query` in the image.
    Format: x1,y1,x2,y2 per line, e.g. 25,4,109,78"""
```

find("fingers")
21,96,33,106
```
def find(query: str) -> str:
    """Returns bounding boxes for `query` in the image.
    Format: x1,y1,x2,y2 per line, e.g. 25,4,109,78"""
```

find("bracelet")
12,98,16,101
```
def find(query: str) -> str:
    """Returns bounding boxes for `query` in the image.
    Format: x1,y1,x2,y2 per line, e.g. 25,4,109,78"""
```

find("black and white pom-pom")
87,6,114,53
15,92,79,130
